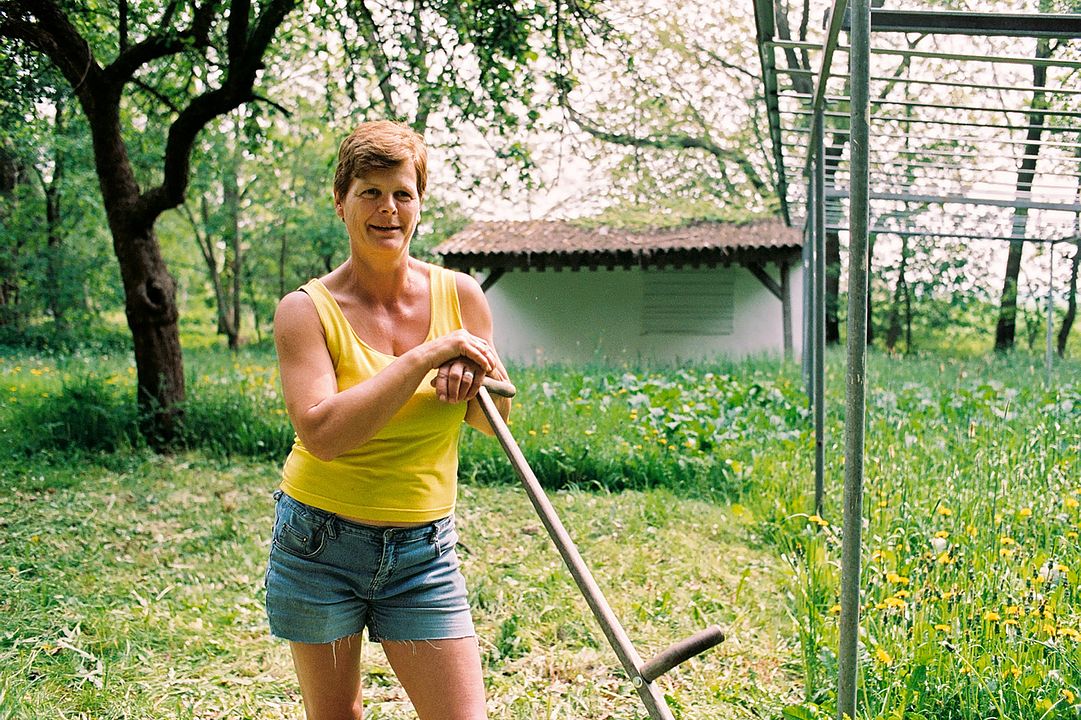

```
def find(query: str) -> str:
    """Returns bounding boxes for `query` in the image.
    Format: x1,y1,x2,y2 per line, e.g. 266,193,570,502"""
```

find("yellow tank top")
279,265,468,523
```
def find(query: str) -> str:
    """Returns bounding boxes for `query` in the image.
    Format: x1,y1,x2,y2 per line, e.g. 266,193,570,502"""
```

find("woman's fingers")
432,358,486,403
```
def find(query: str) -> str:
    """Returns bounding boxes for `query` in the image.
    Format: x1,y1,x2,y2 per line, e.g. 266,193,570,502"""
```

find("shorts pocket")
273,502,329,560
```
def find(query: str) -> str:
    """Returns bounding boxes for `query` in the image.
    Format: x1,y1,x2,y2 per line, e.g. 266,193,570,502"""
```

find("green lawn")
0,454,795,719
1,347,1079,719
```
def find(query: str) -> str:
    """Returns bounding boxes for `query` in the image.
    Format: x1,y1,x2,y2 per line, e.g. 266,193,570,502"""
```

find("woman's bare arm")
275,290,498,460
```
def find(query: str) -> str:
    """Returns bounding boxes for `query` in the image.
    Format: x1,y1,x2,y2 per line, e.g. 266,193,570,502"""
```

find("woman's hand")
431,358,485,404
420,329,497,378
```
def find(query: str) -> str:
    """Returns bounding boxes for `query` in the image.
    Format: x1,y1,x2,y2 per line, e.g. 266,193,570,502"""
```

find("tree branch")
562,100,767,194
104,1,217,86
140,0,298,223
0,0,101,99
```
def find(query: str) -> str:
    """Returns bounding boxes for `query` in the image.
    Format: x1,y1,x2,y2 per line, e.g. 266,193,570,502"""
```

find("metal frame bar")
777,68,1081,98
824,189,1081,213
786,125,1081,152
837,0,869,715
782,109,1081,135
753,0,794,225
855,9,1081,38
779,92,1081,120
783,156,1081,181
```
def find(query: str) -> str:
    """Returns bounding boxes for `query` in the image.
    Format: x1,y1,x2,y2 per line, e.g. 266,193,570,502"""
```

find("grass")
0,454,795,719
1,345,1079,718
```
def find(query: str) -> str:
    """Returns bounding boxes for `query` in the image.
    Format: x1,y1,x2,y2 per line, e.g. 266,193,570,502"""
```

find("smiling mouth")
369,224,401,231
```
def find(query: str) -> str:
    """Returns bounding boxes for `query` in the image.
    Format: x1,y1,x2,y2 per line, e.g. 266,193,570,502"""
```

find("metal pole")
1047,243,1055,386
838,0,870,717
815,109,827,519
804,218,814,399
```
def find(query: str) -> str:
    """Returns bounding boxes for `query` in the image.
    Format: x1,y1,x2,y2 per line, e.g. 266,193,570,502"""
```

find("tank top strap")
298,278,352,366
428,265,465,338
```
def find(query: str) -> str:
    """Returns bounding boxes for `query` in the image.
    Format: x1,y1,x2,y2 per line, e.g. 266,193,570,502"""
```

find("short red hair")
333,121,428,201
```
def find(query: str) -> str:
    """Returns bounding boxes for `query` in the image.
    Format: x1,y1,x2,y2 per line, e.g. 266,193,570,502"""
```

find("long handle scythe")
478,379,725,720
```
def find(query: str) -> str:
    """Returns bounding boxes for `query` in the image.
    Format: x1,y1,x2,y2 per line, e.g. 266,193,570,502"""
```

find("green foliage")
571,200,777,232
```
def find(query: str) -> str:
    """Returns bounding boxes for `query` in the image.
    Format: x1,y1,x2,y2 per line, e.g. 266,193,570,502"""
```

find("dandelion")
1005,666,1022,679
875,647,892,665
934,624,951,632
1062,688,1076,704
886,572,910,585
884,596,906,608
1066,497,1080,510
829,604,841,615
894,590,911,599
983,610,1001,622
1019,507,1033,518
877,500,888,508
1069,532,1079,540
1000,536,1017,546
937,506,953,517
808,515,829,528
1058,627,1081,641
934,530,950,539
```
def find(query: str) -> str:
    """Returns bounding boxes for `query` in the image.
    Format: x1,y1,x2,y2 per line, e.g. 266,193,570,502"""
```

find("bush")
3,375,142,455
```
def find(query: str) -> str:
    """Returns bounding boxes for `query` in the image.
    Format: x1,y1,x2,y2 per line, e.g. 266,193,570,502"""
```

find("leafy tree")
1,0,602,442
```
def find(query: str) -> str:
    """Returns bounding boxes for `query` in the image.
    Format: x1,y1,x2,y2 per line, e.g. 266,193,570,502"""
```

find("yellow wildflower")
875,647,892,665
983,611,1001,622
1000,536,1017,546
886,572,910,585
1066,497,1080,509
937,506,953,516
1058,627,1081,641
1005,666,1022,679
808,515,829,528
894,589,911,599
933,624,951,632
1069,531,1079,540
829,604,841,615
934,531,950,539
884,596,906,609
1019,507,1033,518
1063,688,1076,704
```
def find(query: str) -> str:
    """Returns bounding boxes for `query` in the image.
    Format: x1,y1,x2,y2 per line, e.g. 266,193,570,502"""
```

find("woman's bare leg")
381,636,486,720
290,636,365,720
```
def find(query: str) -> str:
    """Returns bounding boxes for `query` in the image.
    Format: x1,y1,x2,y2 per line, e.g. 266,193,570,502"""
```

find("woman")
266,120,511,720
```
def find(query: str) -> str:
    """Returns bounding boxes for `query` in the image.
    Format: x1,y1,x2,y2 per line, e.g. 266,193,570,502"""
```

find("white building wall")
483,264,804,365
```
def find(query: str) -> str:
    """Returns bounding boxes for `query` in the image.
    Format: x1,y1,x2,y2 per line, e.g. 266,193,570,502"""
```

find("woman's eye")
360,188,379,198
395,192,414,201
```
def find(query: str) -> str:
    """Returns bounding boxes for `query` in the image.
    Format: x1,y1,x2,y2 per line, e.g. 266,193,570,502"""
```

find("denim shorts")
264,491,474,644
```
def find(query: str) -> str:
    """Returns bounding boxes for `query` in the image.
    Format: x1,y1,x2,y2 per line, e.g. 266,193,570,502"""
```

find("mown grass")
1,345,1079,719
0,453,794,719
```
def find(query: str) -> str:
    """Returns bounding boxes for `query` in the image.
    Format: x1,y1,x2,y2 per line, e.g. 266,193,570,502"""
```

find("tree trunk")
885,234,909,352
994,36,1050,352
223,126,242,351
44,98,65,327
91,102,184,444
1060,240,1079,357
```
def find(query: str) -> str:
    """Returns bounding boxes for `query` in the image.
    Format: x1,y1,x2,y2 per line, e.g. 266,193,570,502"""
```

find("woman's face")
336,163,421,258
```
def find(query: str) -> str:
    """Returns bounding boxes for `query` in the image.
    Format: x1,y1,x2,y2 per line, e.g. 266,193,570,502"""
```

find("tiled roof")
433,218,801,271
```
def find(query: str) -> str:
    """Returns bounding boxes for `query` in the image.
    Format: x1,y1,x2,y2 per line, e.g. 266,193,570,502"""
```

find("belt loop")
427,522,438,545
320,514,338,540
